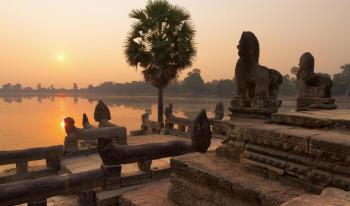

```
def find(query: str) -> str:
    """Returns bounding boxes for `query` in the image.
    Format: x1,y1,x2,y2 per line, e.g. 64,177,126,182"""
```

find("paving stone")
120,179,178,206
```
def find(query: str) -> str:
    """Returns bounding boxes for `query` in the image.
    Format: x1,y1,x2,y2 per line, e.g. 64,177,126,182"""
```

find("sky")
0,0,349,88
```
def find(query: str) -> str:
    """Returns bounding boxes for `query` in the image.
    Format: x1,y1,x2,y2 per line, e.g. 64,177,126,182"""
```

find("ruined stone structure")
113,36,350,206
230,31,283,119
296,52,337,111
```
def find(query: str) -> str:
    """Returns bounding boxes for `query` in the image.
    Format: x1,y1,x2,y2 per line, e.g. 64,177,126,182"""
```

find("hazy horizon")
0,0,349,88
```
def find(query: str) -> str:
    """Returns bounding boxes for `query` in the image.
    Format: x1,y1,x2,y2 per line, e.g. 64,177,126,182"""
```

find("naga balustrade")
137,102,224,136
64,100,127,155
0,109,212,206
0,145,63,184
139,111,162,134
164,102,224,138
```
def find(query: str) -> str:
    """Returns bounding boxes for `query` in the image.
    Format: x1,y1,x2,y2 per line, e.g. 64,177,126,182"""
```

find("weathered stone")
215,140,243,161
310,131,350,156
321,187,350,201
272,109,350,130
230,31,283,119
169,152,305,206
120,179,177,206
295,52,336,111
297,97,336,111
281,194,350,206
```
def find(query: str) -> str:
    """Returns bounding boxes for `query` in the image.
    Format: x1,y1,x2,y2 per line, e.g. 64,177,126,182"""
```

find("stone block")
310,131,350,156
101,164,122,190
297,97,337,111
281,194,350,206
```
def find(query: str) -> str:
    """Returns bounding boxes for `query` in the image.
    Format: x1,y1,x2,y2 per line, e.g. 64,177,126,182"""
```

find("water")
0,95,349,150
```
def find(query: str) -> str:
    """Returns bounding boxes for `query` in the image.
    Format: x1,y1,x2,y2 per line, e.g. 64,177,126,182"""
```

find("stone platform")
168,152,305,206
118,110,350,206
272,109,350,129
120,179,177,206
229,99,281,119
216,116,350,192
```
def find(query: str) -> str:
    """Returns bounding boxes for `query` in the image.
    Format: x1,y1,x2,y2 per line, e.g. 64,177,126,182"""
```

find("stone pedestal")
297,97,337,111
229,98,281,119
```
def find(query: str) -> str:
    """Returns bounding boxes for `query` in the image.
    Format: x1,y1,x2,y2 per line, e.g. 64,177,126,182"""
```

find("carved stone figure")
94,100,111,123
296,52,337,111
214,102,224,120
235,31,283,101
230,31,283,118
297,52,332,98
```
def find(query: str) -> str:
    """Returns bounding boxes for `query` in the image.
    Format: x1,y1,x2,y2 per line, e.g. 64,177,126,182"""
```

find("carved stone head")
191,109,211,153
237,31,260,62
299,52,315,74
94,100,111,122
64,117,76,135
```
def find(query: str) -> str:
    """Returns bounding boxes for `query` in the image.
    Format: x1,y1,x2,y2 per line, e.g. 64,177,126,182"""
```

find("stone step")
219,117,350,191
169,152,307,206
119,179,178,206
272,109,350,129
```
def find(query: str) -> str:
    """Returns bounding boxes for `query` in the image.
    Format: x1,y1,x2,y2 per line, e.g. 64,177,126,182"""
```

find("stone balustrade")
140,112,162,134
164,102,224,138
0,110,212,206
63,118,127,155
0,145,63,184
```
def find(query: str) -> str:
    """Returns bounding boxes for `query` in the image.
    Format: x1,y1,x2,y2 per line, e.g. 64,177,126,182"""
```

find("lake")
0,95,350,150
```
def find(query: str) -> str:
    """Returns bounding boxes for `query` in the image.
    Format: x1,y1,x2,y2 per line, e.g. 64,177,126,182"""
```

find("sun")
57,54,64,61
60,120,65,129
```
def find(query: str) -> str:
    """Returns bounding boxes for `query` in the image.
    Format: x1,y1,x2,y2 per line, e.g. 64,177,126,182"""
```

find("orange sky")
0,0,349,88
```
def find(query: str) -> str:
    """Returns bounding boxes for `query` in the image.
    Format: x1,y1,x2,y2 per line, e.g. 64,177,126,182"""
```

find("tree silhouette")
183,69,204,94
124,0,196,124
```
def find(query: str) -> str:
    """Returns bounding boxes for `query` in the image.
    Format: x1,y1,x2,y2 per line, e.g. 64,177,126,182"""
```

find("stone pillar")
64,136,78,154
178,125,186,132
16,161,28,174
101,164,122,190
46,157,60,171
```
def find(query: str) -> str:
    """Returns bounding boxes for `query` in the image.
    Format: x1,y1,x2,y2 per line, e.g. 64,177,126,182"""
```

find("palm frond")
124,0,197,88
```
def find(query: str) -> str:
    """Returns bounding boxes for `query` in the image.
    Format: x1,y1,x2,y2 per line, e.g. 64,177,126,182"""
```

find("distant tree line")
1,65,349,97
81,69,236,96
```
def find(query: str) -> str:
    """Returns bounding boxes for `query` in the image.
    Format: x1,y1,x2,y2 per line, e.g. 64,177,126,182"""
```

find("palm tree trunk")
157,86,164,124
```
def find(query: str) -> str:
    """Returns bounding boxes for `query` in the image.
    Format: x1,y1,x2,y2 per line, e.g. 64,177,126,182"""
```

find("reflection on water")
0,95,350,150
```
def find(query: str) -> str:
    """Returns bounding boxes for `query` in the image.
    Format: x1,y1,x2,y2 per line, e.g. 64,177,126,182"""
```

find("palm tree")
124,0,196,124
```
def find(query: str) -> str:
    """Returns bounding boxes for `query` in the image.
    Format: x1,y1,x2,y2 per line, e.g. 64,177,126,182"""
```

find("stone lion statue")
235,31,283,100
297,52,332,98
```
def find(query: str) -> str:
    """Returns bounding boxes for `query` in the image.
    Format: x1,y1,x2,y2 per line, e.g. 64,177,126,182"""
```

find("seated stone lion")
297,52,332,98
234,31,283,103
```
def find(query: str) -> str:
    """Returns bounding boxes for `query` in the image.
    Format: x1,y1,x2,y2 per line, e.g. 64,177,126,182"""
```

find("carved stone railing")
164,102,224,138
63,117,127,156
64,100,127,155
0,110,212,206
139,111,162,134
0,145,63,184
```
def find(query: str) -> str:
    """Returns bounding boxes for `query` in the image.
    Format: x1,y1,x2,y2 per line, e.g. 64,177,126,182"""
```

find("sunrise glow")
57,54,64,61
